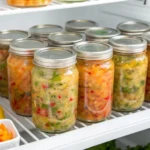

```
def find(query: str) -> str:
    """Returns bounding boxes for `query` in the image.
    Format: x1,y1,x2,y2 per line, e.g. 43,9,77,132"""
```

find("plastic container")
142,32,150,102
48,32,84,47
73,41,114,122
117,21,150,37
29,24,63,41
7,39,47,116
32,47,79,133
85,27,120,43
0,30,28,98
7,0,51,7
109,35,148,111
0,119,20,150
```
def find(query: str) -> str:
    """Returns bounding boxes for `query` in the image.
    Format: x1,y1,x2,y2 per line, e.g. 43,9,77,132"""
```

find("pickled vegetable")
0,49,9,98
145,46,150,102
7,53,33,116
0,124,13,142
7,0,51,7
32,66,78,132
113,52,148,111
77,59,114,122
0,106,5,119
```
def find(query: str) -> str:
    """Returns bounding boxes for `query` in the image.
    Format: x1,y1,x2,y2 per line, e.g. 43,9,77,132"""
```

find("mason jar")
32,48,79,133
73,41,114,122
85,27,120,43
29,24,63,41
109,35,148,111
142,32,150,102
7,0,51,7
7,39,47,116
117,21,150,37
48,32,84,48
0,30,28,98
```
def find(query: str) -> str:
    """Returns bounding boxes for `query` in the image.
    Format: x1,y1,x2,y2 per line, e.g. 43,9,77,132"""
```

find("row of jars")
3,35,150,133
0,21,150,133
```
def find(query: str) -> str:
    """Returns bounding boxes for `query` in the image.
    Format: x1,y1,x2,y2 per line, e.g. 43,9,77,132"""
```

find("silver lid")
65,20,97,32
117,21,150,33
108,35,147,53
34,47,76,68
10,39,48,56
48,32,83,46
0,30,28,46
29,24,63,38
142,32,150,45
85,27,120,39
73,41,113,60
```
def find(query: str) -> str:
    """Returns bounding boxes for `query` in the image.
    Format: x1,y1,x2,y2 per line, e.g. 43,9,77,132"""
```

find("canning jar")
73,41,114,122
48,32,84,48
117,21,150,37
85,27,120,43
109,36,148,111
142,32,150,102
7,39,47,116
29,24,63,41
7,0,51,7
0,30,28,98
32,48,78,133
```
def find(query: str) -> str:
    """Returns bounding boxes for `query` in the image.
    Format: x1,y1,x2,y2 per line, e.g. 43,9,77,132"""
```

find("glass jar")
65,20,97,40
7,0,51,7
85,27,120,43
48,32,84,48
0,30,28,98
29,24,63,41
117,21,150,37
109,36,148,111
32,48,78,133
7,39,47,116
142,32,150,102
73,41,114,122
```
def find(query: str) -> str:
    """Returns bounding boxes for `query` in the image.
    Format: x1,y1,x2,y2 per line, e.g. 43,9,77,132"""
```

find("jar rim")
73,41,113,60
34,47,76,68
108,35,147,53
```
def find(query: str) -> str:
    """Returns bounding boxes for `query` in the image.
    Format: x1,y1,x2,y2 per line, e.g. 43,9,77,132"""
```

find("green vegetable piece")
0,63,6,69
42,104,49,109
39,70,44,76
51,71,61,81
35,81,39,86
140,80,145,85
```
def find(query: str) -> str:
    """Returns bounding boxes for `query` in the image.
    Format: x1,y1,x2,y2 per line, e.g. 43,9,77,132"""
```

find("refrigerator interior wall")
1,1,150,150
0,1,148,30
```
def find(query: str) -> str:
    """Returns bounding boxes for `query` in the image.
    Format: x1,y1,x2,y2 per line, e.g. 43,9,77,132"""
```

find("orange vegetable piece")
0,124,13,142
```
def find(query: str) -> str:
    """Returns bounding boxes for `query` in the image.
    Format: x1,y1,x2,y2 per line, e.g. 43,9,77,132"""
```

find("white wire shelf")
1,97,150,150
0,0,128,16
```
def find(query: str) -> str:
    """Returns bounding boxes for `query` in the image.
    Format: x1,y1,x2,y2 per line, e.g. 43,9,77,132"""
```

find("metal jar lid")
10,39,48,56
48,32,84,47
108,35,147,53
34,47,76,68
73,41,113,60
65,20,97,32
85,27,120,40
117,21,150,36
0,30,29,47
29,24,63,38
142,32,150,45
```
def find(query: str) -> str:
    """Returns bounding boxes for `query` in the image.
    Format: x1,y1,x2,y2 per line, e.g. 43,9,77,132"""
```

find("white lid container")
0,119,20,150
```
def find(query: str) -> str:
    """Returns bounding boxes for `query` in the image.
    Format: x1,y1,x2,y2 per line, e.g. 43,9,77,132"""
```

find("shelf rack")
0,0,128,16
1,97,150,150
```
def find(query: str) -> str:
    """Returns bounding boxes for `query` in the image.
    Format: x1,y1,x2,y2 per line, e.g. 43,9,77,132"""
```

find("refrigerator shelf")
1,97,150,150
0,0,128,16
